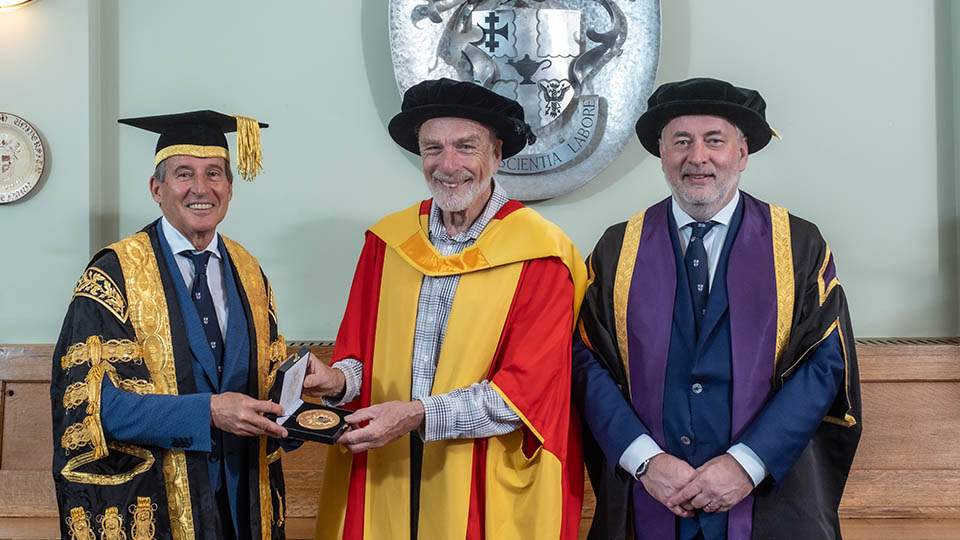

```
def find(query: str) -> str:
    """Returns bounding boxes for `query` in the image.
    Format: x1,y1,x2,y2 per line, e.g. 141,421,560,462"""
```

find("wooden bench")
1,340,958,540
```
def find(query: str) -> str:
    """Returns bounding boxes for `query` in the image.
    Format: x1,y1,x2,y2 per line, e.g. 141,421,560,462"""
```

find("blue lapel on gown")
157,229,222,392
217,239,250,394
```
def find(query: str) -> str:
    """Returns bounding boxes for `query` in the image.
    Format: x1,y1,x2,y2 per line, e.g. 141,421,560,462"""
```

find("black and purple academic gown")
572,192,861,540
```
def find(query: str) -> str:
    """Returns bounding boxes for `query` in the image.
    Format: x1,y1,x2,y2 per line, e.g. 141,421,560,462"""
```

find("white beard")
428,172,491,212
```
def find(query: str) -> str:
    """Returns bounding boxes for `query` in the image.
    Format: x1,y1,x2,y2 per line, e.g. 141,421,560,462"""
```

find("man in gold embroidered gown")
51,111,290,540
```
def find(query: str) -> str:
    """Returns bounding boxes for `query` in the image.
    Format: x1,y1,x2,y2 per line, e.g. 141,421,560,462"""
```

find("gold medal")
296,409,340,430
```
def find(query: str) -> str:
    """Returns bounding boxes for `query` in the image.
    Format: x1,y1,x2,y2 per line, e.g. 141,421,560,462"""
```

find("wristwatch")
634,457,652,480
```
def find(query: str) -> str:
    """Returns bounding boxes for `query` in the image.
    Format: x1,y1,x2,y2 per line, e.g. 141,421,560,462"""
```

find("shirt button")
680,436,692,446
691,383,703,394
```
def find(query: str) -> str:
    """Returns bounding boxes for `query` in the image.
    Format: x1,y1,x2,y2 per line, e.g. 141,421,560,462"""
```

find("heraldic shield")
390,0,661,200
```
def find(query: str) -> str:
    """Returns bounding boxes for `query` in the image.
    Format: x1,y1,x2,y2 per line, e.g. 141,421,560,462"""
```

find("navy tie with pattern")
685,221,717,334
183,251,224,376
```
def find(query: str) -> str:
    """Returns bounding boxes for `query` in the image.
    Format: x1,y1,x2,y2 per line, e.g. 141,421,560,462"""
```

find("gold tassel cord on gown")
233,115,263,181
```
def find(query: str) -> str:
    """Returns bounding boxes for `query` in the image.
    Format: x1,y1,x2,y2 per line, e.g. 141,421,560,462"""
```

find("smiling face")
418,117,502,214
150,154,233,249
659,114,748,221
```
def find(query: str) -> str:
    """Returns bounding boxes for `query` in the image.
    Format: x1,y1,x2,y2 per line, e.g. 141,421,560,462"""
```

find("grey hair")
152,157,234,183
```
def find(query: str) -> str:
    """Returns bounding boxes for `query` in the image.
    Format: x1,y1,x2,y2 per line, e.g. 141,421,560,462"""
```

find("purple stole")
625,194,781,540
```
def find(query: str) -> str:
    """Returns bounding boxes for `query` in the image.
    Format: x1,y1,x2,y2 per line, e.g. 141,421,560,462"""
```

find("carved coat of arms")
390,0,660,200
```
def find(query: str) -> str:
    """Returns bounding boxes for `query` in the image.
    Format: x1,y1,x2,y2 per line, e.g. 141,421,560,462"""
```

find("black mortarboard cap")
635,78,780,157
118,110,268,180
388,78,536,159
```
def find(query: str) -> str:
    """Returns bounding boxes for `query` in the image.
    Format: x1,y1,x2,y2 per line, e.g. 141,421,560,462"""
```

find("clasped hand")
641,453,753,517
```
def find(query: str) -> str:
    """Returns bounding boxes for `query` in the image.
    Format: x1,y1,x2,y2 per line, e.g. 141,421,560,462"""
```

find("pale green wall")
1,0,957,342
0,1,95,342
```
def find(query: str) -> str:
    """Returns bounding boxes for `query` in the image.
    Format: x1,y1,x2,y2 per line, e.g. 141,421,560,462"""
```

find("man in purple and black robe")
572,77,862,540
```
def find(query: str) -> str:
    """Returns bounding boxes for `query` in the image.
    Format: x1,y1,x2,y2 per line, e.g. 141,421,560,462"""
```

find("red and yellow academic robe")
315,200,587,540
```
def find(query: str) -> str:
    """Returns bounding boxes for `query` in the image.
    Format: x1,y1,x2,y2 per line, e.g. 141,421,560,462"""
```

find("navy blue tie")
183,251,224,376
685,221,717,334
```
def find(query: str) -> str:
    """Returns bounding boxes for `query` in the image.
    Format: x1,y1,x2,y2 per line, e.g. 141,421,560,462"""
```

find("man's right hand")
639,453,700,518
302,352,346,399
210,392,288,438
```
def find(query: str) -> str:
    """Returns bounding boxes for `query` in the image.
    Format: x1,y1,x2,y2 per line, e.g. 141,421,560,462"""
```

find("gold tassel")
770,126,783,140
233,115,264,181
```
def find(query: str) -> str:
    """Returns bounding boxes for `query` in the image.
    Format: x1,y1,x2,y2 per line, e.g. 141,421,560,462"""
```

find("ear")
490,138,503,174
738,138,749,172
149,176,162,204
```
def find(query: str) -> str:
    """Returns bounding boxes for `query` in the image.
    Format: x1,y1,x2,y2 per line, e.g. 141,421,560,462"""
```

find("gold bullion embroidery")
154,144,228,167
65,374,152,411
274,487,285,527
62,338,142,371
817,245,840,307
60,443,155,485
110,233,194,540
770,205,795,371
109,374,156,395
64,381,88,410
67,507,97,540
266,447,283,465
268,282,278,324
83,360,113,459
62,422,91,452
97,507,127,540
129,497,157,540
222,235,274,540
614,210,645,395
73,267,128,323
268,335,286,387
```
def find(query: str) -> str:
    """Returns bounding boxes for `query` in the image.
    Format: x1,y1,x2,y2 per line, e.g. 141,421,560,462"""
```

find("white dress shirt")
618,191,768,487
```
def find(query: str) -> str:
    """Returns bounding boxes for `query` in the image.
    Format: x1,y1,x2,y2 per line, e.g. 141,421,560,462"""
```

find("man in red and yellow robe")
305,79,586,540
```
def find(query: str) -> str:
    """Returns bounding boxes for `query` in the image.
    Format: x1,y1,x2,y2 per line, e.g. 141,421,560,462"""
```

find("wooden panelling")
851,381,960,470
841,470,960,519
840,519,960,540
1,342,958,540
857,343,960,382
0,517,59,540
0,471,56,517
0,345,54,381
1,383,53,471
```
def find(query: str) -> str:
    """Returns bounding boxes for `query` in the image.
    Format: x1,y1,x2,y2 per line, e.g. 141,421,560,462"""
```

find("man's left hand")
338,401,425,453
688,454,754,513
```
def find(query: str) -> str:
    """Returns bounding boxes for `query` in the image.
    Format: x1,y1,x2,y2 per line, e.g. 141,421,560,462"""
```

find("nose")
689,140,709,163
191,174,213,194
438,148,461,174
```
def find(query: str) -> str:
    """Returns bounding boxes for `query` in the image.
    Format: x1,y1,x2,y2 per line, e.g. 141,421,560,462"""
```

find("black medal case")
267,348,350,444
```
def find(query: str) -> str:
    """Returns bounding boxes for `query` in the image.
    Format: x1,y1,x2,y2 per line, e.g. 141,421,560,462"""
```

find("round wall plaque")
389,0,660,200
0,112,45,204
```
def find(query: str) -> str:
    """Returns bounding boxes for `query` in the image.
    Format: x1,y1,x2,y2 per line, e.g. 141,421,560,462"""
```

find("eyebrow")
420,134,483,147
670,129,727,139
